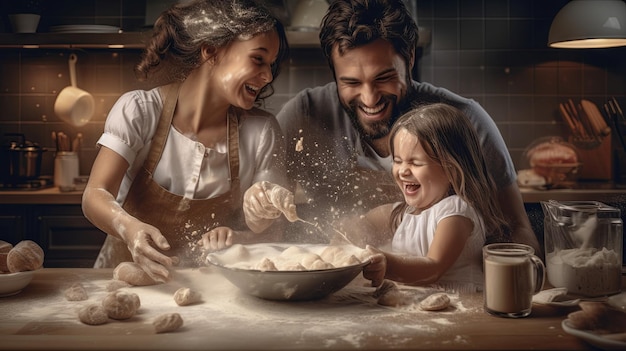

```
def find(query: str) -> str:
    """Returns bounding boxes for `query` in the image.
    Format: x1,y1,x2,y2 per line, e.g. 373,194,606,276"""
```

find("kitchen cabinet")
0,199,105,268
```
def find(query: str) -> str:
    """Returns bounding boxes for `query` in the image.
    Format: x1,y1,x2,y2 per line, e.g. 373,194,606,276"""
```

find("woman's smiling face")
210,30,280,110
391,128,451,213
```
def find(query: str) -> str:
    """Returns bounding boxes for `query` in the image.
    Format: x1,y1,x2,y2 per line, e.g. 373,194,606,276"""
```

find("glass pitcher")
541,200,622,297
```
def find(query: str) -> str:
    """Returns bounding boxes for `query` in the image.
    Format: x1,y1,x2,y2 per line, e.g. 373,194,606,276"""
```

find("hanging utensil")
54,54,95,127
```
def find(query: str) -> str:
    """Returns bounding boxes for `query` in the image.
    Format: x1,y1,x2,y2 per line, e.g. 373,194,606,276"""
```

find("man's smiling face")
332,39,409,140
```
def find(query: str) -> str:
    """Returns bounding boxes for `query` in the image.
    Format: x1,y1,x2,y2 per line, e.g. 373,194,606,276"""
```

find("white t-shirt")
391,195,486,292
98,88,288,203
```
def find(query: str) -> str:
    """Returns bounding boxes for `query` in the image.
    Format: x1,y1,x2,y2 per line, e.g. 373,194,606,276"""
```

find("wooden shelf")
0,31,150,49
0,30,321,49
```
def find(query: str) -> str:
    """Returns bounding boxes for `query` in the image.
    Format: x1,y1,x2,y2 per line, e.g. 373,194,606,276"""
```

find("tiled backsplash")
1,0,625,180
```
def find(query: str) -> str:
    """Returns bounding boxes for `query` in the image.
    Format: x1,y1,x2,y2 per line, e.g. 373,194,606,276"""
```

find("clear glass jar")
54,151,79,192
542,200,623,297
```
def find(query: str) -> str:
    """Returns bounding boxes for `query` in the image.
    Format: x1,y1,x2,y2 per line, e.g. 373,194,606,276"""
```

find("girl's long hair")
388,103,511,243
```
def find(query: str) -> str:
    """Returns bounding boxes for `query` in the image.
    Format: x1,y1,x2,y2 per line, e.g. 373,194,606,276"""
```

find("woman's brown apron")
94,83,242,268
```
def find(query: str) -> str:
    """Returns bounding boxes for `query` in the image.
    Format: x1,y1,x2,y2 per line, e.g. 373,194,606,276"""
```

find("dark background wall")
0,0,624,180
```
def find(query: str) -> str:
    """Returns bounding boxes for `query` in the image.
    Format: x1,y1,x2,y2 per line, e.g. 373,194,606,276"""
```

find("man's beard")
343,94,401,140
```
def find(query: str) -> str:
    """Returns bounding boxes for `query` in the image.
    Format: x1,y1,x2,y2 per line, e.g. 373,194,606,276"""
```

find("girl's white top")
391,195,486,292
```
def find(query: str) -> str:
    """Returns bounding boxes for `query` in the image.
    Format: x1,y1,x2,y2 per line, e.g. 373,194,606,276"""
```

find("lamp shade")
548,0,626,48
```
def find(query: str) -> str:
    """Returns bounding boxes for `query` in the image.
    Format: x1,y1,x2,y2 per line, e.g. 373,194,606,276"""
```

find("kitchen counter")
0,187,83,205
0,268,600,350
520,182,626,203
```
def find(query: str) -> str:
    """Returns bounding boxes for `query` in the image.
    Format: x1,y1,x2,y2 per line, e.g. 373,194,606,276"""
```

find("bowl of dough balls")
0,240,44,297
206,243,370,301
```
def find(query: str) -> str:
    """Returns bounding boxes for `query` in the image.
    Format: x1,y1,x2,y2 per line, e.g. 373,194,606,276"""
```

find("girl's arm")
365,215,473,286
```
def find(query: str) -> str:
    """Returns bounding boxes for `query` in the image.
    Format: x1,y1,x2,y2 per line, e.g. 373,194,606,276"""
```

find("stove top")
0,177,53,191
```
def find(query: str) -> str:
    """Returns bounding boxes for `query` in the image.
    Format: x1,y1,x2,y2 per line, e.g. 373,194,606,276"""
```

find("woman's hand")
362,245,387,287
120,219,177,283
200,226,234,251
243,181,298,233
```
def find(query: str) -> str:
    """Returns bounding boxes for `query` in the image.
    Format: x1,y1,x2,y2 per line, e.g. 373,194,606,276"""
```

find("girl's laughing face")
392,128,451,213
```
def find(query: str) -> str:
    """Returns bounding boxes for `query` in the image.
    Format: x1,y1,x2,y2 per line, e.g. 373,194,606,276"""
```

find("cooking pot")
1,133,47,182
54,53,94,127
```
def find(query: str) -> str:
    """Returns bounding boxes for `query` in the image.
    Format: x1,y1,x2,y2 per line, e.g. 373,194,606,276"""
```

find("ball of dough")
335,254,361,267
299,253,323,269
0,240,12,253
280,246,309,258
0,240,11,272
255,257,277,271
153,313,183,333
0,253,9,273
309,259,334,270
173,287,202,306
102,291,140,320
277,262,306,271
78,304,109,325
106,280,131,292
218,244,250,265
64,282,88,301
113,262,158,286
419,293,451,311
7,240,44,273
377,289,411,307
320,246,363,267
568,301,626,333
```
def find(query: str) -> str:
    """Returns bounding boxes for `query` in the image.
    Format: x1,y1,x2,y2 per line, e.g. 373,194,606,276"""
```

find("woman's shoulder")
117,87,162,106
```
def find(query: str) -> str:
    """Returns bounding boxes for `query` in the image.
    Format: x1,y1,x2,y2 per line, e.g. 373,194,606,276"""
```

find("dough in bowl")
7,240,44,273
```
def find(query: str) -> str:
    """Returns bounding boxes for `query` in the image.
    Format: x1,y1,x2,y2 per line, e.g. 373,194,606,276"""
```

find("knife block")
572,135,612,180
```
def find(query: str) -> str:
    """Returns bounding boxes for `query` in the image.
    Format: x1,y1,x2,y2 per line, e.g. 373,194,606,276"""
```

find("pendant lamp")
548,0,626,48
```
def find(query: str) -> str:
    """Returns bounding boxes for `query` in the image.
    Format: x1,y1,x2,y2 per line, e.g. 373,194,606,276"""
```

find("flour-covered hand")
243,181,297,233
362,245,387,287
120,220,176,283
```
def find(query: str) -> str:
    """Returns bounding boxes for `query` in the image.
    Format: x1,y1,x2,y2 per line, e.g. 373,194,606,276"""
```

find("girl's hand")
362,245,387,287
200,226,234,251
121,220,176,283
243,181,297,232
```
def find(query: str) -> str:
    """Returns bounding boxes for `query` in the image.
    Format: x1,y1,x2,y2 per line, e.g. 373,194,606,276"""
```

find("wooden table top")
0,268,609,350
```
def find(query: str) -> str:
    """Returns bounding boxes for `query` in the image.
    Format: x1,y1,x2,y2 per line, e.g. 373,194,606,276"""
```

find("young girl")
82,0,297,283
356,103,511,292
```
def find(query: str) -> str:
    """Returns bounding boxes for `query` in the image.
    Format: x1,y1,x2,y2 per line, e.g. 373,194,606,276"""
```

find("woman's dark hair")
319,0,418,73
135,0,289,101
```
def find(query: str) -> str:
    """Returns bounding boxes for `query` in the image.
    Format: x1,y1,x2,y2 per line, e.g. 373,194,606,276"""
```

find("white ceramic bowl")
0,270,35,297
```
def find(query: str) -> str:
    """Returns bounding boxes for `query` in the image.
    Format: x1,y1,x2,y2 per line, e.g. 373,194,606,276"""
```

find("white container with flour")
542,200,623,297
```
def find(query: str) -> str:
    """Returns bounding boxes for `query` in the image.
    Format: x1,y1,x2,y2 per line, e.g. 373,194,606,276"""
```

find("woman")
82,0,296,283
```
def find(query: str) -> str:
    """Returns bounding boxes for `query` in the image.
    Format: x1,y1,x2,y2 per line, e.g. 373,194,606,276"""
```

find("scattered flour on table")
5,268,481,348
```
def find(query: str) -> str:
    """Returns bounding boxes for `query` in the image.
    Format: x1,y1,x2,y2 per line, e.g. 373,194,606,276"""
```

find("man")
276,0,540,254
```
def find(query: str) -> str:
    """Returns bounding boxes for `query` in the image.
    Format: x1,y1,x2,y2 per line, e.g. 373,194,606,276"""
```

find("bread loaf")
7,240,44,273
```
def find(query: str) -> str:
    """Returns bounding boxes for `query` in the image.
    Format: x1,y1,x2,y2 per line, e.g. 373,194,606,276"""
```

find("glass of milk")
483,243,545,318
542,200,623,297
